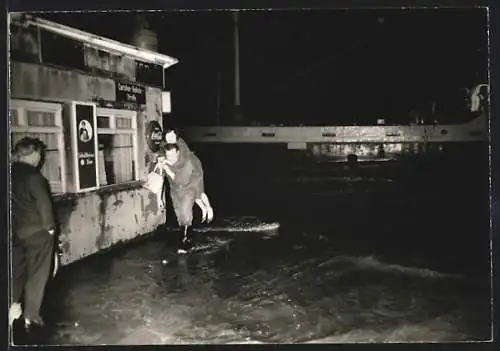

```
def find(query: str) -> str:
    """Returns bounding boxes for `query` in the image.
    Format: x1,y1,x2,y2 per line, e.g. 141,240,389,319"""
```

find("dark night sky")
39,9,489,126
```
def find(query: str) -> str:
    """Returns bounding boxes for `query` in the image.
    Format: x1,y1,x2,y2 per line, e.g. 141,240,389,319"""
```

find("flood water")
35,145,491,345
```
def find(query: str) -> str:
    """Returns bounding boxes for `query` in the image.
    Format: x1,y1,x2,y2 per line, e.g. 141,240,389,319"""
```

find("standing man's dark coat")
11,138,56,327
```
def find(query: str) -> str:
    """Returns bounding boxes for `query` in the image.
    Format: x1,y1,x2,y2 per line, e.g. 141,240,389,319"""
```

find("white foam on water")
225,339,265,344
304,317,468,343
317,255,465,280
166,216,281,235
195,222,280,233
294,176,394,184
189,237,231,254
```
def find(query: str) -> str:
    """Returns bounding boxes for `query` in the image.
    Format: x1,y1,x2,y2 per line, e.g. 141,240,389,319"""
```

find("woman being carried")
145,128,213,254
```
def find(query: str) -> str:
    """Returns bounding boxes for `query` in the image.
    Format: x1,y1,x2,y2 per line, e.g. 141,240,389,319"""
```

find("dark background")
38,8,489,126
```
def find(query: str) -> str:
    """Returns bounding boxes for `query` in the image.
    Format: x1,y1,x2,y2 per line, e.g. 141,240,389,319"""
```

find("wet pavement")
20,150,493,345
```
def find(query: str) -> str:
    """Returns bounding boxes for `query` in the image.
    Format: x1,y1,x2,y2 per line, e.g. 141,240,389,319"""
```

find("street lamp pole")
232,10,242,124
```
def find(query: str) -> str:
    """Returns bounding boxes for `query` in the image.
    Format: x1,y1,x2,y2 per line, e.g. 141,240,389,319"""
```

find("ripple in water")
45,221,489,345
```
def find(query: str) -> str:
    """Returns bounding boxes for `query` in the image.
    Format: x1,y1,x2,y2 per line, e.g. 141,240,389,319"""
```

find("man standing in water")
10,137,56,338
143,127,214,252
158,142,213,254
162,128,214,222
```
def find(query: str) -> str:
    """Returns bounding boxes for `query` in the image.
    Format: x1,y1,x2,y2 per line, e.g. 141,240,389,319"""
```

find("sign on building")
146,120,163,152
71,102,99,191
115,81,146,105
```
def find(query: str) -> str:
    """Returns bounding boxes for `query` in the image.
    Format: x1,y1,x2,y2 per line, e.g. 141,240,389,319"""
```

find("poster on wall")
72,102,99,191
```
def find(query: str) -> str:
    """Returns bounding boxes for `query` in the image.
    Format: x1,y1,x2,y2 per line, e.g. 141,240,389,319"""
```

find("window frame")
10,99,67,194
96,107,139,187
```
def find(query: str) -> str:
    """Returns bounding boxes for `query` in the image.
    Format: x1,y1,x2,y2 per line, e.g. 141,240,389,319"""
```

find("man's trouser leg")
23,231,54,321
12,235,27,305
171,190,195,250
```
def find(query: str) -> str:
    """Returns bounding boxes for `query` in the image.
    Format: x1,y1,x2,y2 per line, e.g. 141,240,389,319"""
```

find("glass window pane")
97,116,110,128
12,131,59,150
26,110,56,127
10,109,19,126
116,117,132,129
98,134,135,185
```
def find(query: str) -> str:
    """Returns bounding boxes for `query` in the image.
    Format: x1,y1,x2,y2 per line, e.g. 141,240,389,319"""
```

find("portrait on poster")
78,120,93,143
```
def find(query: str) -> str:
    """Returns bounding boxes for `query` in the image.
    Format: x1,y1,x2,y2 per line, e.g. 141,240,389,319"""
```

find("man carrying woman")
145,128,214,254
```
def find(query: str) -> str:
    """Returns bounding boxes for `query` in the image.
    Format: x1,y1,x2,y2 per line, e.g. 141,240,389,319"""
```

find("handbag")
143,163,164,194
